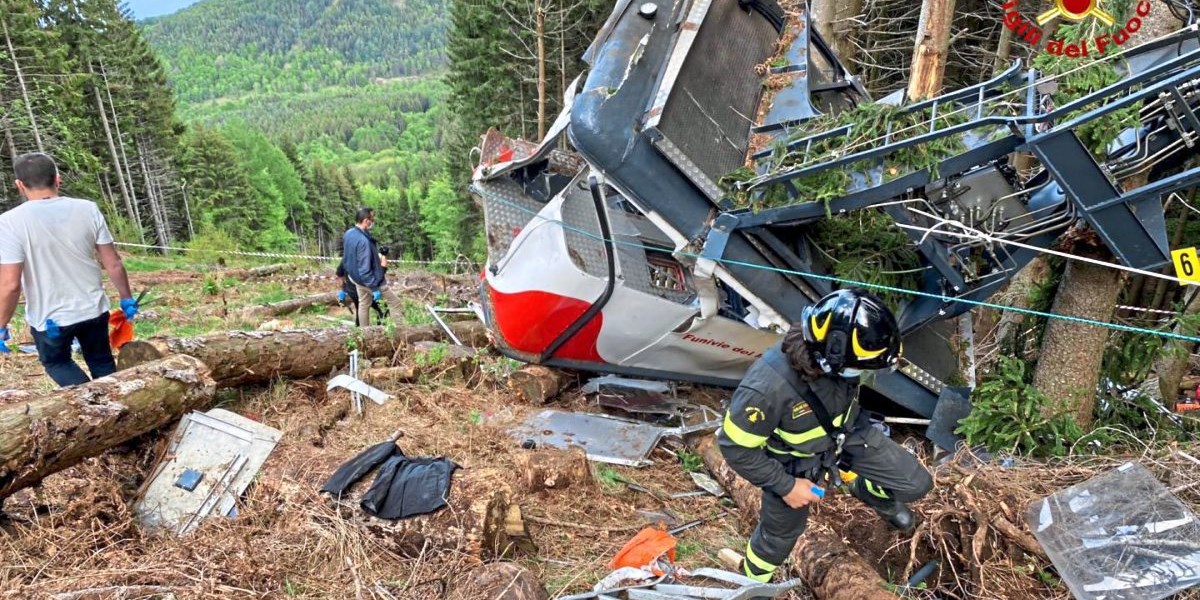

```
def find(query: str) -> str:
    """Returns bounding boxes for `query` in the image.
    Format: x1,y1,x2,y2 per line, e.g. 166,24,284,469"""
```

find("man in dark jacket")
335,262,386,324
718,289,933,583
341,208,402,327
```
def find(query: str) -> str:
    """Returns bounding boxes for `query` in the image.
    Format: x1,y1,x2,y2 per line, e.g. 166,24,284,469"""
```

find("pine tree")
176,125,259,243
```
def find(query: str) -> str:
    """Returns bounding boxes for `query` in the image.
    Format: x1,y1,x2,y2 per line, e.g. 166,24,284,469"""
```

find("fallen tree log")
693,435,900,600
338,467,521,560
118,320,487,387
238,291,340,319
507,365,572,403
453,562,549,600
0,355,215,501
514,446,593,492
361,366,417,386
235,263,289,279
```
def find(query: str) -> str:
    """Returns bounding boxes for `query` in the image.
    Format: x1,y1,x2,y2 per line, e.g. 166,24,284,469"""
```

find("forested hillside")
143,0,449,103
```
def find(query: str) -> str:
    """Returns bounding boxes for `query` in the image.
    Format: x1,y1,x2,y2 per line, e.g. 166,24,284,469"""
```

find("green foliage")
415,343,448,367
957,356,1084,457
1030,0,1140,156
253,283,291,305
677,449,704,474
722,102,974,211
143,0,449,103
401,299,434,327
0,0,184,235
675,540,701,560
202,275,220,296
809,210,923,310
595,467,624,493
417,177,469,264
186,227,241,259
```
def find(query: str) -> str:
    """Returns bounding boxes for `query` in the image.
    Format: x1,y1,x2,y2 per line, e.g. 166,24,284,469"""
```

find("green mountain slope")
143,0,449,103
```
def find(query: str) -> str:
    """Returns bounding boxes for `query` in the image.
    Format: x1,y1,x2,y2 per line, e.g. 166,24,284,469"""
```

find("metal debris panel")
133,408,282,536
1027,462,1200,600
509,410,665,467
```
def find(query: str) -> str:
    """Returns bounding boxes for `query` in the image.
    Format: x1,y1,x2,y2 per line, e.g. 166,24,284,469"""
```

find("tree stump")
452,562,549,600
514,446,593,492
507,365,571,403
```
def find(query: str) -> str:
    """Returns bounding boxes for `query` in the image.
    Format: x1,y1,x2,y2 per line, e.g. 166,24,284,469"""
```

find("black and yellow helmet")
800,289,902,375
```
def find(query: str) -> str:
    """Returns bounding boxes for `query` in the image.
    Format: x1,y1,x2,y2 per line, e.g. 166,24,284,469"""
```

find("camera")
379,245,391,258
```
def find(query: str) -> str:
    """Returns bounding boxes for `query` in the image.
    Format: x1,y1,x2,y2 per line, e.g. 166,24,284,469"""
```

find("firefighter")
718,288,933,583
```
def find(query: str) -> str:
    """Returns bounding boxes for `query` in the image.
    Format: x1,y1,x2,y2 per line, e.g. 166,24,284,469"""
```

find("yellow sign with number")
1173,247,1200,285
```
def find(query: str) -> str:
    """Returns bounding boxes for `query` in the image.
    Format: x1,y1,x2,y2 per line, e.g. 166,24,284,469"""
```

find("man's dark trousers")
30,312,117,387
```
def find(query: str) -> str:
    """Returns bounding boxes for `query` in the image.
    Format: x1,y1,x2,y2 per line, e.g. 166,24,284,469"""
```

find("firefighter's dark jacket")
717,343,858,497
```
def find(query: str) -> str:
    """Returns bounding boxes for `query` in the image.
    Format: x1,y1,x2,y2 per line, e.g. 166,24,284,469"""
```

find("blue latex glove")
120,297,139,320
337,290,347,303
372,289,382,303
45,319,60,340
0,327,9,353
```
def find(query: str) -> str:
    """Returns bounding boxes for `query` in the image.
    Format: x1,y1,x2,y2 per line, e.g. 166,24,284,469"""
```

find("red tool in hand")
109,288,154,350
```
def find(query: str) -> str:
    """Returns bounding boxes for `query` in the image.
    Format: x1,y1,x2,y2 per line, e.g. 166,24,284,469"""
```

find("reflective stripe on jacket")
717,343,858,497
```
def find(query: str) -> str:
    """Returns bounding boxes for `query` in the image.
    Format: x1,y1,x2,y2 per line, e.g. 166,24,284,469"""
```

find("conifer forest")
0,0,1198,598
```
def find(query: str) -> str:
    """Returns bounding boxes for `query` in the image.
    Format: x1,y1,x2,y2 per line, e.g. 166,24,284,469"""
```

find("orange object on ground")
609,527,677,573
108,309,134,350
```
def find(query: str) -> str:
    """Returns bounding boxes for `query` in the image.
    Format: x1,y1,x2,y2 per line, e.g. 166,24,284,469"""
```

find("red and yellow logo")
1002,0,1154,58
1037,0,1115,27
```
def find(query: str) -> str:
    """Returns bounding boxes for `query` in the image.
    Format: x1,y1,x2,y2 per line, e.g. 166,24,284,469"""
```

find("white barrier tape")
114,242,463,266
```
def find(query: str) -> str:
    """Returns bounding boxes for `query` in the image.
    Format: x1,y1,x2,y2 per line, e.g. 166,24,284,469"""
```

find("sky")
124,0,202,20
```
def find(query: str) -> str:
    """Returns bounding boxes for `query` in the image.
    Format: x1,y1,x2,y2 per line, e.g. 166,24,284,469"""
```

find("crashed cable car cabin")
470,0,1200,421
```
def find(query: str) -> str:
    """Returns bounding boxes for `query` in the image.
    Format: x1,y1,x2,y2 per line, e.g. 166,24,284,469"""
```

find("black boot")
850,478,916,533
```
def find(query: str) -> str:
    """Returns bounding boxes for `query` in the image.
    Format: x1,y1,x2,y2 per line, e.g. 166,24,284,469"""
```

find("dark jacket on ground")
342,226,385,289
717,343,859,497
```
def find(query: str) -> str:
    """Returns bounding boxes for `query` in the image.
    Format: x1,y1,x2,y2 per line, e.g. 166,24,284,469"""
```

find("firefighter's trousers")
742,425,933,582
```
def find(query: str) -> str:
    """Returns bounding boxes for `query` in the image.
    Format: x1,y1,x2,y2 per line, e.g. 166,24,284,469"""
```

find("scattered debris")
509,409,717,467
689,472,725,498
133,408,282,536
586,375,686,418
326,373,393,406
425,304,464,345
1028,462,1200,600
610,527,677,574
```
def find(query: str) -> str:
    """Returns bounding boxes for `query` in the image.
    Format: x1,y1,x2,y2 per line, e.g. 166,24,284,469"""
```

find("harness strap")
762,348,848,485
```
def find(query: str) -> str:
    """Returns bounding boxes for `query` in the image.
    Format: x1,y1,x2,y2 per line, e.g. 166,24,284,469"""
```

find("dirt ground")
1,256,1199,600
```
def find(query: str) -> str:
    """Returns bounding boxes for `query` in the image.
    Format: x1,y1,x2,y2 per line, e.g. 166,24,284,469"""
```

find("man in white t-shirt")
0,153,138,387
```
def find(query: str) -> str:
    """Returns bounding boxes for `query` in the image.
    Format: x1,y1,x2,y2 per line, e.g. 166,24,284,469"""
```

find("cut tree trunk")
117,321,487,388
514,446,593,492
0,355,215,501
906,0,957,101
238,291,340,319
340,467,521,560
453,562,549,600
693,436,900,600
507,365,572,403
